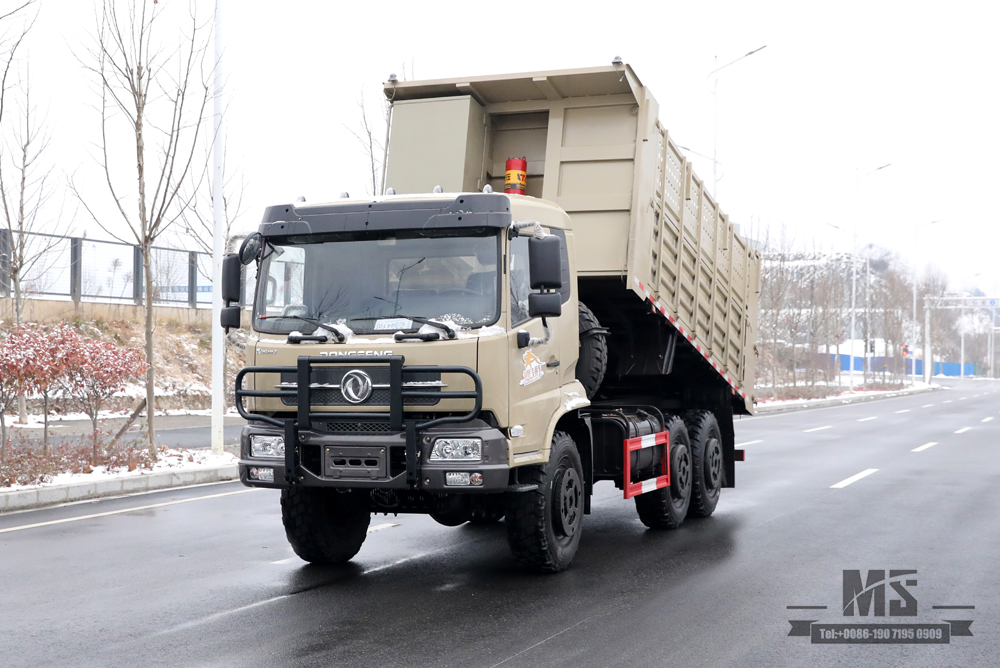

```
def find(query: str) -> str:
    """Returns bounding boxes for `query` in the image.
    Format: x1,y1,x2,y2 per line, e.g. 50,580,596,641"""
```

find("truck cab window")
510,235,531,325
253,229,500,334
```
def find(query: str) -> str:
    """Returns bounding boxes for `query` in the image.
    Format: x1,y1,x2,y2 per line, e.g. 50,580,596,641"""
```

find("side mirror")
220,305,242,332
221,254,242,304
528,236,563,290
528,292,561,319
239,233,262,265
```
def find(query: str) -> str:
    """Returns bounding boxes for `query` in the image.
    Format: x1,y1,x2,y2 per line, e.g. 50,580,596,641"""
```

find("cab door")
507,234,563,462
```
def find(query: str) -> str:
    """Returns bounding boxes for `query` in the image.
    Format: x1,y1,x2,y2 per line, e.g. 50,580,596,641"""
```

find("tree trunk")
109,398,146,450
42,393,49,457
91,409,100,465
143,245,157,457
14,277,27,425
1,411,7,468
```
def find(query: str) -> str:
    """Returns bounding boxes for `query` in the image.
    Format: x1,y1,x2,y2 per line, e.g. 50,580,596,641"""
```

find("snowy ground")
3,447,238,492
756,381,937,410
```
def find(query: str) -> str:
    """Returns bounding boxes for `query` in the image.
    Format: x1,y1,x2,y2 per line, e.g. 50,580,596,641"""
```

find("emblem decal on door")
520,349,544,386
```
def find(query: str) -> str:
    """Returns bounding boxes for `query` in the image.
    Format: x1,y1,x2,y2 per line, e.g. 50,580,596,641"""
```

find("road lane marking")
804,426,832,433
487,617,592,668
0,489,258,534
912,442,938,452
735,440,762,446
922,404,934,408
943,400,953,403
982,417,994,423
858,417,877,422
368,522,400,533
895,409,910,414
955,427,971,434
362,548,444,575
959,397,968,400
831,469,879,488
155,594,292,636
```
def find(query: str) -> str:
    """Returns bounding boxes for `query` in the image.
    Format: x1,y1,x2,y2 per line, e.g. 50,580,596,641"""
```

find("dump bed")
383,64,760,411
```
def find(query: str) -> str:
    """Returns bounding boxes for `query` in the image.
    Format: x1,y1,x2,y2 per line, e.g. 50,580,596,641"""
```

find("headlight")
250,434,285,458
430,438,482,461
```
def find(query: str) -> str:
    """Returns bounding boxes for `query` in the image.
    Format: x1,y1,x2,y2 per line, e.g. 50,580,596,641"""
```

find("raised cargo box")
384,64,760,411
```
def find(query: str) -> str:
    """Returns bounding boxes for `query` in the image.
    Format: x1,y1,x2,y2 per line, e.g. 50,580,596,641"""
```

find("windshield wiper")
270,315,345,342
349,314,458,340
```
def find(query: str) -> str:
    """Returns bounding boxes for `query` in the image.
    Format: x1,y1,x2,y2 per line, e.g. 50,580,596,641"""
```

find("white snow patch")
563,391,589,410
4,447,237,491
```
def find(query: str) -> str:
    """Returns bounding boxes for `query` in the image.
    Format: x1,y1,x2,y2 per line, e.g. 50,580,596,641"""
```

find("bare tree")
0,69,63,324
0,1,57,425
72,0,216,455
179,143,246,261
344,89,390,197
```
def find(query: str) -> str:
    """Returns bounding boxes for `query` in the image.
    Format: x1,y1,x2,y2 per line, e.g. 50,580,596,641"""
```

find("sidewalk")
0,462,239,513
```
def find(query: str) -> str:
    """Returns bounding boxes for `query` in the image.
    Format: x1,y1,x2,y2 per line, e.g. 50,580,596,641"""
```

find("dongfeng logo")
341,370,373,404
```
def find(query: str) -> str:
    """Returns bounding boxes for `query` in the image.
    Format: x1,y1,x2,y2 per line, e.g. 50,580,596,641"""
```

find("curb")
0,464,238,514
754,385,937,414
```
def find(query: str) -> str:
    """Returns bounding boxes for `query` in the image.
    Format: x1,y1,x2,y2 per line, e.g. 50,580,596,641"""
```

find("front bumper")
239,421,510,492
235,355,505,492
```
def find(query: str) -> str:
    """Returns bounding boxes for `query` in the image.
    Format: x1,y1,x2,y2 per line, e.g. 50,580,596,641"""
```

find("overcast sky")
14,0,1000,294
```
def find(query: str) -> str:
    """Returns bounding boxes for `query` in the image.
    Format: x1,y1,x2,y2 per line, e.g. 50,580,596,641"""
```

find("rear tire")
281,487,371,564
684,410,723,518
505,431,584,572
635,416,692,529
576,302,608,399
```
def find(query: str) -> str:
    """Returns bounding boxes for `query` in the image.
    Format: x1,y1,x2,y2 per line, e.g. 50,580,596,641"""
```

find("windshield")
253,228,500,334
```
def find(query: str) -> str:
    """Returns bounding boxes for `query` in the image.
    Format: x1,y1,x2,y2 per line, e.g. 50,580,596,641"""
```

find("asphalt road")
1,378,997,667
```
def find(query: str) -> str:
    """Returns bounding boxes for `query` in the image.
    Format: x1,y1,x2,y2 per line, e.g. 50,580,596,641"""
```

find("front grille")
321,420,393,434
389,446,407,477
279,366,440,407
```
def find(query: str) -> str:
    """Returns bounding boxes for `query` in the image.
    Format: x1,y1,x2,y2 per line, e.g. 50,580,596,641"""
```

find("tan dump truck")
219,63,760,572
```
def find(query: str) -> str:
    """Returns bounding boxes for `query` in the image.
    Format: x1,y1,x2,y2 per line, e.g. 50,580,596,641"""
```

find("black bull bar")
234,355,483,487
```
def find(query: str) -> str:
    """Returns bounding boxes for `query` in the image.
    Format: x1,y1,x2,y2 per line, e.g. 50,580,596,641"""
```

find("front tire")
505,431,585,572
281,487,371,564
635,416,692,529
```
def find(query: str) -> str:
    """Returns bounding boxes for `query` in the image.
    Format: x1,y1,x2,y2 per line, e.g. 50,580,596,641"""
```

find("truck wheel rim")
706,438,722,491
672,445,691,500
554,467,582,537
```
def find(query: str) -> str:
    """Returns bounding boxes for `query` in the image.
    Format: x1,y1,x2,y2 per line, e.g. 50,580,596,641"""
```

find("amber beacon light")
505,157,527,195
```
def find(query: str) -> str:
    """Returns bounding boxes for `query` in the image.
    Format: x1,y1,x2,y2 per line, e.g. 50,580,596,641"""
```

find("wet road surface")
1,378,997,667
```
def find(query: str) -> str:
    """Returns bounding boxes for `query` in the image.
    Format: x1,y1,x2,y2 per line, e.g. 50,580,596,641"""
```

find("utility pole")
210,0,225,456
848,163,890,391
709,45,766,200
960,308,965,379
923,301,932,384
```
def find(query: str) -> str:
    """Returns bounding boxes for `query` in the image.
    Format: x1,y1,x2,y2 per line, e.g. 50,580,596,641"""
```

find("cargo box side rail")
234,356,483,486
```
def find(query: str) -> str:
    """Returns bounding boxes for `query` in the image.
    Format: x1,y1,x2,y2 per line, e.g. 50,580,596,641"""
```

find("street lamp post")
848,163,891,391
911,220,941,385
709,45,766,200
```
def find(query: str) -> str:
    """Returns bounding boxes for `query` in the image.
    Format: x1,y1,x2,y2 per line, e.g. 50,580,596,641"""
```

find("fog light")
430,438,482,461
445,472,471,486
469,472,483,486
251,435,284,458
249,467,274,482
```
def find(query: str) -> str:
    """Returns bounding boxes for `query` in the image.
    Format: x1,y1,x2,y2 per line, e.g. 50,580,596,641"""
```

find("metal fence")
0,230,230,308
